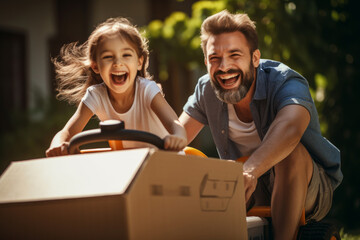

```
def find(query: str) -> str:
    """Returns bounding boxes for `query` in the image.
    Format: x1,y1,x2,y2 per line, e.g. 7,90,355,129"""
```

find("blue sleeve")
183,75,210,125
274,77,314,116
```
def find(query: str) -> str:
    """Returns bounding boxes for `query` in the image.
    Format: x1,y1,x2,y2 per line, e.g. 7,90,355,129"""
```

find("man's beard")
210,62,255,104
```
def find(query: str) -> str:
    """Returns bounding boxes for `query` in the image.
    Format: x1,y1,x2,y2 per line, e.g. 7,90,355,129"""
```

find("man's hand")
243,171,258,202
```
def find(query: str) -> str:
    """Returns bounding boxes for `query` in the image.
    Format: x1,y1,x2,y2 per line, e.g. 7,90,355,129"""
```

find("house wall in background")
0,0,56,119
90,0,149,27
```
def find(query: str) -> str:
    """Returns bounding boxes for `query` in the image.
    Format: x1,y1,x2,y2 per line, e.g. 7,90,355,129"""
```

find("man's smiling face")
205,31,259,104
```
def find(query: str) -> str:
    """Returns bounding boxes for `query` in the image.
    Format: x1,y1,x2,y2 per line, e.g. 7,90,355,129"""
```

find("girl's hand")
46,142,69,157
163,135,187,151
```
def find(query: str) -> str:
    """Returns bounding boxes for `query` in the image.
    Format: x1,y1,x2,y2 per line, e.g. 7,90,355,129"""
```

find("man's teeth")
220,74,239,80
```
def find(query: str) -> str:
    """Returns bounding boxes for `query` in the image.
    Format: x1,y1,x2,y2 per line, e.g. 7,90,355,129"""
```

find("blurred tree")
145,0,360,230
146,1,227,114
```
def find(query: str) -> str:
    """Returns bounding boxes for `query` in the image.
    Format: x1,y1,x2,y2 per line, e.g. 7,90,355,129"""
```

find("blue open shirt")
183,59,342,190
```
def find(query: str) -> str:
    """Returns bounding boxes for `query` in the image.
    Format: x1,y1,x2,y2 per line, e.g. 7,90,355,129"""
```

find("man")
179,10,342,240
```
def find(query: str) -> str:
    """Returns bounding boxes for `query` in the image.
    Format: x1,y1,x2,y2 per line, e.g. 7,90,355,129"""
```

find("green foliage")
0,99,99,175
145,0,360,231
0,100,70,173
145,1,226,81
340,228,360,240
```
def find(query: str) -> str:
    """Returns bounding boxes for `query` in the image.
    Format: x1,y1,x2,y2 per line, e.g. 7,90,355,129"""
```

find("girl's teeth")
112,72,126,76
112,73,127,83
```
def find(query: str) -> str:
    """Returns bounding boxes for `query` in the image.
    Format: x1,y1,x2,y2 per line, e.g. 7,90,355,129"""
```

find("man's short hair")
200,10,258,55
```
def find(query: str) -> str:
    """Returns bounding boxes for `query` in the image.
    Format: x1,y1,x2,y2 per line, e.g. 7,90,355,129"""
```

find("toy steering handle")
68,120,165,154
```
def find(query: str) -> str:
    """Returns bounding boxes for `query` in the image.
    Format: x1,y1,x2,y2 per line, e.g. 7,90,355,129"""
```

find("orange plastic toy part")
78,140,123,154
247,206,272,218
108,140,124,150
236,156,249,163
300,208,306,226
183,146,208,158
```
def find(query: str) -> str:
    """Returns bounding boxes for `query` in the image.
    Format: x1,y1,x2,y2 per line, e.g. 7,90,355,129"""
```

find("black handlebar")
68,120,165,154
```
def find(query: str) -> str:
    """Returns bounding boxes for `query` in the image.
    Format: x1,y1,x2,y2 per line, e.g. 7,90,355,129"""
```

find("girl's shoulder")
137,76,155,85
87,82,107,93
136,77,162,99
137,77,160,90
81,82,108,106
82,82,107,101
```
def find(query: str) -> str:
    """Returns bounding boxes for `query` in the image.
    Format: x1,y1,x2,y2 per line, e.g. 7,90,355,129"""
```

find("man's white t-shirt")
82,77,169,148
228,104,261,156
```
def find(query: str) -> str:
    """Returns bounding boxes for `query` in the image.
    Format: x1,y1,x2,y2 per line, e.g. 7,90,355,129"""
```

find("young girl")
46,17,187,157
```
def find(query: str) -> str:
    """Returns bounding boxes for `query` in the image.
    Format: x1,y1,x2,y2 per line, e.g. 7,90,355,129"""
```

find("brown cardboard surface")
0,148,247,240
0,195,128,240
127,151,247,240
0,148,148,203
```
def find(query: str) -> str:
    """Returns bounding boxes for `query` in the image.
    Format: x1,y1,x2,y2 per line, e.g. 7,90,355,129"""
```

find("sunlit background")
0,0,359,237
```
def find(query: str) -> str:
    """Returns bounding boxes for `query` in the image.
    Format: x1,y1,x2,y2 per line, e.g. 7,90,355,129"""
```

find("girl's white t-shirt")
228,104,261,156
82,77,169,148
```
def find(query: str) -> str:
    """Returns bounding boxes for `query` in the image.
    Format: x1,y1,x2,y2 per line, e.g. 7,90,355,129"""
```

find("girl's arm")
150,93,187,151
46,102,94,157
179,111,204,145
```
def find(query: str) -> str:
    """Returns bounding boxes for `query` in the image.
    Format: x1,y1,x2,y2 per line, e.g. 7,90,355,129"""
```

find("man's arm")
179,111,204,145
243,104,310,200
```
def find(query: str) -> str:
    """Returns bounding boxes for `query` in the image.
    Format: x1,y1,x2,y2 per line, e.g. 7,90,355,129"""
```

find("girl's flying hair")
53,17,150,105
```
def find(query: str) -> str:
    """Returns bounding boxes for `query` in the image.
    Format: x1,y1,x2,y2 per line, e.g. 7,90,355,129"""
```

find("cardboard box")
0,148,247,239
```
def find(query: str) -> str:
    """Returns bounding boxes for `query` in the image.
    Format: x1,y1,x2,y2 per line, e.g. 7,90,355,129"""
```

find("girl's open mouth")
111,72,128,85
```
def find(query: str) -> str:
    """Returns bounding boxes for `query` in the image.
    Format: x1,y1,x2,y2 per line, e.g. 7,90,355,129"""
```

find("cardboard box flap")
0,148,150,204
